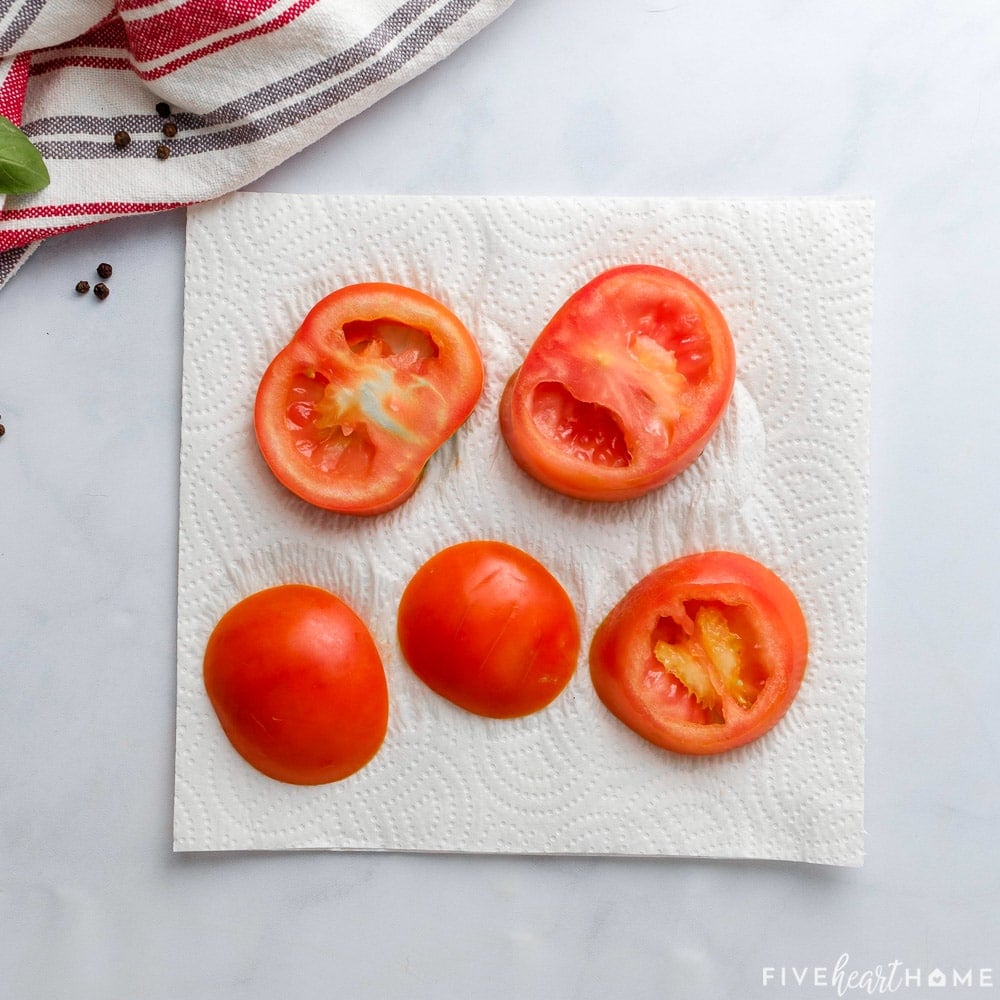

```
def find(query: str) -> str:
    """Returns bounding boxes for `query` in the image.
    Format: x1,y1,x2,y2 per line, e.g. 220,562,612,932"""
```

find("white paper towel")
175,192,872,864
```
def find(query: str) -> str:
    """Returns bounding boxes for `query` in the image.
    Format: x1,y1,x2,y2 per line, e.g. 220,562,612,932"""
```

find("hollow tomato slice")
203,584,389,785
255,283,484,515
499,265,735,502
397,541,580,719
590,552,808,755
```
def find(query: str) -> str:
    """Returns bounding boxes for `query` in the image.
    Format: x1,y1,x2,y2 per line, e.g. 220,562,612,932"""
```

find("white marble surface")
2,2,998,997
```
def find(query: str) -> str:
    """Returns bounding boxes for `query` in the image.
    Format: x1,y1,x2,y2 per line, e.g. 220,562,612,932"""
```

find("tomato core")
649,601,766,726
629,298,714,382
283,369,377,476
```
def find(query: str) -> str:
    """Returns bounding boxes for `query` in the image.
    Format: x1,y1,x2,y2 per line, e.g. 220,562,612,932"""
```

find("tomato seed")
94,282,110,300
75,280,91,294
97,262,113,279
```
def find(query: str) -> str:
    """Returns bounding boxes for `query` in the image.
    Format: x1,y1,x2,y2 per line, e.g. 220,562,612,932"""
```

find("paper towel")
174,192,872,863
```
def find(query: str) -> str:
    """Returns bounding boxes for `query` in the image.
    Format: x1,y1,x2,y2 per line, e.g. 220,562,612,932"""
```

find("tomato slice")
203,585,389,784
397,541,580,719
589,552,808,754
255,283,484,515
499,265,735,501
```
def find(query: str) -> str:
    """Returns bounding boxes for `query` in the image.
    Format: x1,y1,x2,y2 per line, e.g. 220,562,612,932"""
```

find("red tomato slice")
203,585,389,784
590,552,808,754
255,283,484,515
397,541,580,719
500,265,735,501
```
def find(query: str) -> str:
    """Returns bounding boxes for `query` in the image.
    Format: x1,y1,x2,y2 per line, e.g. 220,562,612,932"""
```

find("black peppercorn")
97,262,113,279
156,144,171,160
162,121,178,138
155,101,171,117
113,130,131,148
93,282,110,300
75,280,91,294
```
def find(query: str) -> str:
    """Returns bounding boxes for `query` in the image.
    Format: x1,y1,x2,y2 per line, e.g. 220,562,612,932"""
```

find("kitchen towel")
175,191,872,865
0,0,516,288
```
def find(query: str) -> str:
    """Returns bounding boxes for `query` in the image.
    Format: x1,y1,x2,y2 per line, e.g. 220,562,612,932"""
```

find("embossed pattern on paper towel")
175,193,871,864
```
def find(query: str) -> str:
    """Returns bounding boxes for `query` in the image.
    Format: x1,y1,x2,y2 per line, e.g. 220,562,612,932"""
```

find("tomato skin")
500,265,735,502
203,585,388,784
397,541,580,719
590,552,808,755
255,283,484,516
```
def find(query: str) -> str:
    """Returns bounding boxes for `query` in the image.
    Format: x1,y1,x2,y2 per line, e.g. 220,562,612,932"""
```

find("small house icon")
928,968,947,988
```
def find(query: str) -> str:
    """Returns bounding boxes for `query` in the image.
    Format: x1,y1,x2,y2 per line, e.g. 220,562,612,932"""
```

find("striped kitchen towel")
0,0,515,290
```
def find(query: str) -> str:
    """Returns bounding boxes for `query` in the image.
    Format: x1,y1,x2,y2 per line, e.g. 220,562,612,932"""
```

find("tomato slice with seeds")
590,552,808,754
499,265,735,501
255,283,484,515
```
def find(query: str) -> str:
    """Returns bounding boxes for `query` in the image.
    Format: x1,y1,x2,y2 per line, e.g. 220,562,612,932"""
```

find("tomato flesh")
397,541,580,719
500,265,735,501
342,318,439,359
531,382,631,467
590,552,808,755
282,369,378,475
255,284,483,515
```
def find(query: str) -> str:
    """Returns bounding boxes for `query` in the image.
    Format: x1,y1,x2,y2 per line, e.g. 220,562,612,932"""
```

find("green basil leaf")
0,114,50,196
